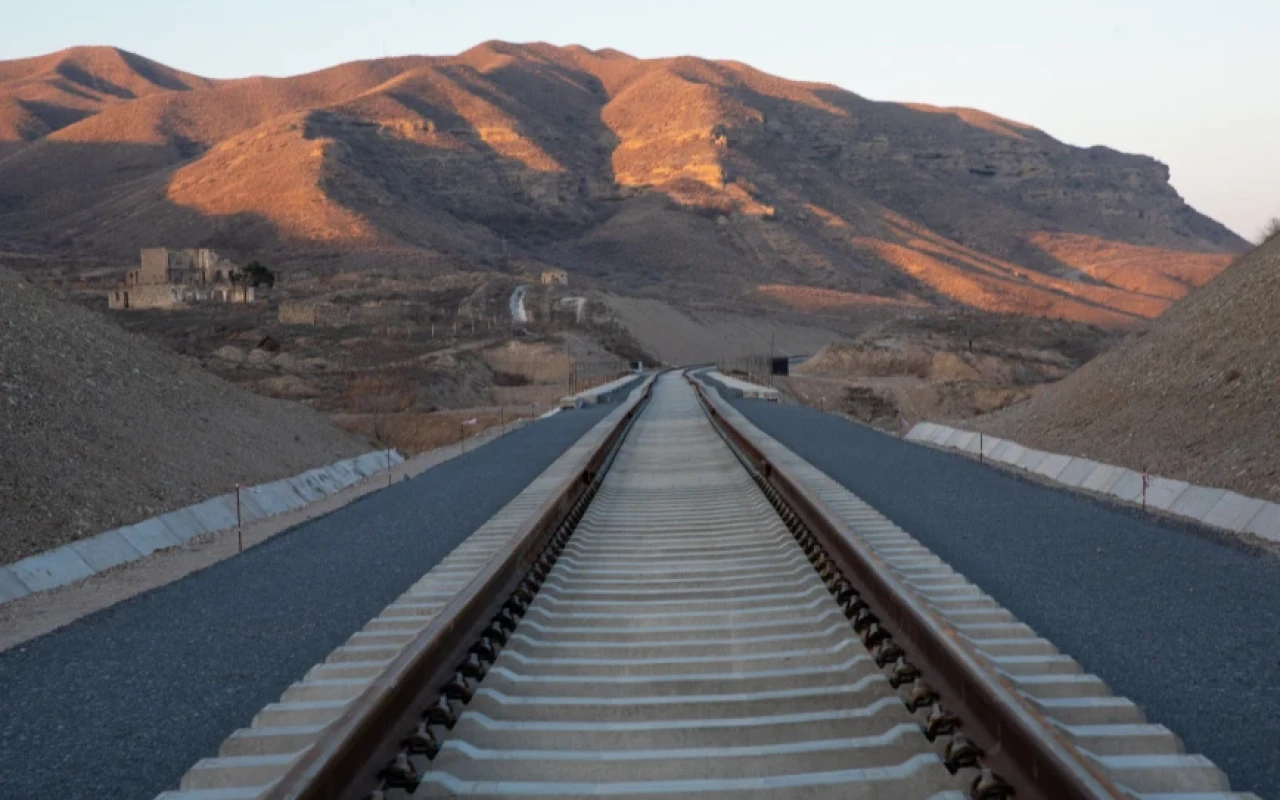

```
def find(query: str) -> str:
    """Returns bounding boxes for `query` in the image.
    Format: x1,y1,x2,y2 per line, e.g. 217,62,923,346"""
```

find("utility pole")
769,334,776,388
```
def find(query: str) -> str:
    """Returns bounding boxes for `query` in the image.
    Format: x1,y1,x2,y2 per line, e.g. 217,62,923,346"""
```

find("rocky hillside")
973,238,1280,502
0,42,1246,325
0,267,371,563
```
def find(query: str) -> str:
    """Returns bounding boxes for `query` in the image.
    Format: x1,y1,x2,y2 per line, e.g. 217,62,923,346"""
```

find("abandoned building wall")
110,284,179,309
109,283,253,310
137,249,172,283
540,268,568,286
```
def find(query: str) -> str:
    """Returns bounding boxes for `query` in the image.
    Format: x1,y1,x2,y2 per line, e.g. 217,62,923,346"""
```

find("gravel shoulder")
0,404,611,800
729,398,1280,797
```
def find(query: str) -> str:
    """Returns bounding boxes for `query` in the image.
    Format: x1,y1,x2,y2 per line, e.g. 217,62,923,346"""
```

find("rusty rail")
688,373,1125,800
260,376,655,800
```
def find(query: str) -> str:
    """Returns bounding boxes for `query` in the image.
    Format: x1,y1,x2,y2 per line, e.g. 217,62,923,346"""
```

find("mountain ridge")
0,42,1248,325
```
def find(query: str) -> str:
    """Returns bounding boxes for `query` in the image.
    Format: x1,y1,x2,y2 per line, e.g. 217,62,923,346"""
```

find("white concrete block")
996,443,1026,465
70,530,144,573
958,434,984,455
258,482,307,515
0,567,31,603
1169,487,1228,521
362,450,399,474
944,430,971,449
1244,503,1280,543
1145,477,1190,511
289,471,329,502
979,436,1004,458
1081,464,1125,493
285,476,320,503
326,463,357,488
1016,450,1048,471
1108,470,1145,503
187,497,238,532
9,546,96,593
906,423,936,442
238,483,302,522
118,518,184,557
1035,453,1073,481
313,470,344,493
929,426,956,445
159,507,211,542
987,440,1013,461
1201,492,1268,533
1056,459,1101,488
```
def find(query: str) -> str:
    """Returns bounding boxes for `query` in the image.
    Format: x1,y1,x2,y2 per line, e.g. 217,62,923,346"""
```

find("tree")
1261,217,1280,244
231,260,276,288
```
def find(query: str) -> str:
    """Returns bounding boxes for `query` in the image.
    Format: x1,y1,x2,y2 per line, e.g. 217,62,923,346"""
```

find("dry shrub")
341,374,412,414
1260,217,1280,243
334,410,531,454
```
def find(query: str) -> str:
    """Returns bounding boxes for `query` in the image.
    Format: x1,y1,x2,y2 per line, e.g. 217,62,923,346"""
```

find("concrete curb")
557,374,644,410
0,449,405,605
704,370,781,401
905,422,1280,546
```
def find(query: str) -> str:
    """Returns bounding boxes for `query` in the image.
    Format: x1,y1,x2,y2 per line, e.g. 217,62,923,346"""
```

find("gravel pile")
973,237,1280,501
0,268,370,563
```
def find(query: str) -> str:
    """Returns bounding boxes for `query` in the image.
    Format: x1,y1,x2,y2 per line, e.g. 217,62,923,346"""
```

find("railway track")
162,372,1257,800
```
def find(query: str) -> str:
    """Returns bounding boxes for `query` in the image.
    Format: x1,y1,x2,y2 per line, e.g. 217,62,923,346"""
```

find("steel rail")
259,376,656,800
688,374,1126,800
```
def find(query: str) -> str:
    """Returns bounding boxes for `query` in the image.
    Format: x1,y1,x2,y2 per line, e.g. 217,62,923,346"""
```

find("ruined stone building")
109,248,254,310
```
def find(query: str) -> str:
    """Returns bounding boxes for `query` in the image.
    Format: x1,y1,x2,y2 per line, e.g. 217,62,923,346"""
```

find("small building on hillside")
540,268,568,286
109,248,254,310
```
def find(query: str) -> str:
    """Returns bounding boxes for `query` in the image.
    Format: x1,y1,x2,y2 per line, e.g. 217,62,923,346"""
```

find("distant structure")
109,248,253,310
540,268,568,286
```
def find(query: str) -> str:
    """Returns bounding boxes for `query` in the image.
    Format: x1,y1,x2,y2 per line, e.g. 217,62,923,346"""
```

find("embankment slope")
973,238,1280,501
0,268,370,562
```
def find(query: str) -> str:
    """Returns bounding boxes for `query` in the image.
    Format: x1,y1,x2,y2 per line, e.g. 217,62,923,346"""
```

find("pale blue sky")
5,0,1278,239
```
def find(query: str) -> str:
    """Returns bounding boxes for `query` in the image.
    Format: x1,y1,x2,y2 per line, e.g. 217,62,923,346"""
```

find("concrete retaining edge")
704,370,781,401
905,423,1280,546
0,449,406,605
557,374,645,410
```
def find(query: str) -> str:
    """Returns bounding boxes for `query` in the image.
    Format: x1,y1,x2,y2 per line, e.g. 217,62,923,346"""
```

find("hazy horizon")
5,0,1277,240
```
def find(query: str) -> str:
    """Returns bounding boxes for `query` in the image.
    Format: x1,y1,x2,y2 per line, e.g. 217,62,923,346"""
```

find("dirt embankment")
603,294,843,365
781,313,1114,431
973,239,1280,502
0,268,371,563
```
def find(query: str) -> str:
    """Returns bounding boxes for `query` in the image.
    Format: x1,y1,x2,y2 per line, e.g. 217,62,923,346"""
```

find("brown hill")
0,267,371,563
0,46,213,149
0,42,1246,325
973,237,1280,501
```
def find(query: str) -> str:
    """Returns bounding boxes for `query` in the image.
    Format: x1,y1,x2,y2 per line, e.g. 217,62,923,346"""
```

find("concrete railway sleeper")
166,373,1257,800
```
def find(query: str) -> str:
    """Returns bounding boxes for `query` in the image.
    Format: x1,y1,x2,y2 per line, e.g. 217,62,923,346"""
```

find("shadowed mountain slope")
0,42,1247,325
